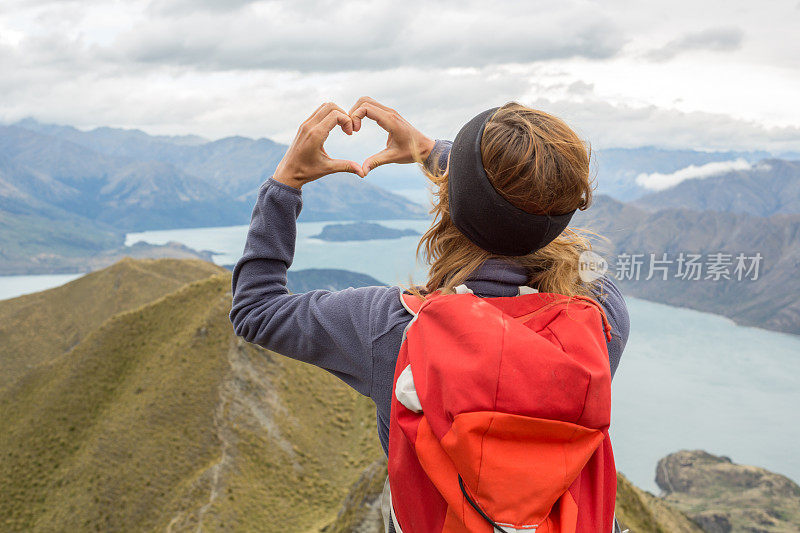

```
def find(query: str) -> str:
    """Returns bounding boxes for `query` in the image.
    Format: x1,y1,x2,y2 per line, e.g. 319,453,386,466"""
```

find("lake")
125,218,435,284
2,219,799,494
0,273,84,301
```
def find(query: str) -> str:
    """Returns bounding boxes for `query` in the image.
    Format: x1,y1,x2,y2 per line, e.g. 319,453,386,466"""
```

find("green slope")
0,257,226,391
0,261,383,532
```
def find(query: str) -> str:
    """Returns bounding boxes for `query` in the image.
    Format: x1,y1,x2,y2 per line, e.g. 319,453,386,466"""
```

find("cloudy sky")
1,0,799,158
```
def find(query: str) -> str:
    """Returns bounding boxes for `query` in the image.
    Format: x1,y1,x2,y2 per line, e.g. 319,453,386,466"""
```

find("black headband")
448,107,576,256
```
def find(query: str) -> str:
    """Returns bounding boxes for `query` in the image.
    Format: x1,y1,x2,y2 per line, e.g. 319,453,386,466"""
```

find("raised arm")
229,101,435,396
229,177,401,396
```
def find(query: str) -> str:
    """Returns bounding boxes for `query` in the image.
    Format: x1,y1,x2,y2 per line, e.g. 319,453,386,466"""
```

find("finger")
299,103,329,130
307,102,348,128
316,109,354,136
349,96,394,115
328,158,365,178
349,97,395,131
363,148,396,175
351,102,395,134
350,101,393,132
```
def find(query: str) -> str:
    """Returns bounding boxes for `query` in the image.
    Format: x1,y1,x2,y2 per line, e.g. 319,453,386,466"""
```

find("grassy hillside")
0,258,225,390
0,259,383,532
615,474,702,532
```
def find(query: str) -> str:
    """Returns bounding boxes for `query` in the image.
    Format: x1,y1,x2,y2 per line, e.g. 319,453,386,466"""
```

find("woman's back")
229,99,630,531
229,140,629,456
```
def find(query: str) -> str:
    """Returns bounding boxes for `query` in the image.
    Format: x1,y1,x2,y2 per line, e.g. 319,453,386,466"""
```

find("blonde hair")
412,102,599,298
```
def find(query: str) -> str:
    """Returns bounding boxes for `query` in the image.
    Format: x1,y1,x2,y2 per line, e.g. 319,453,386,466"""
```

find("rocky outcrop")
656,450,800,532
616,473,703,533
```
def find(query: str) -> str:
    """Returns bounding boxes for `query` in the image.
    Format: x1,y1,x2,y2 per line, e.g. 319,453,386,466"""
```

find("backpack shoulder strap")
400,291,424,316
401,287,613,341
400,283,494,315
572,295,614,342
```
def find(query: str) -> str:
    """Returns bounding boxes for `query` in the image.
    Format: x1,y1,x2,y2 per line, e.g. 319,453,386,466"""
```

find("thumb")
363,148,396,175
328,158,365,178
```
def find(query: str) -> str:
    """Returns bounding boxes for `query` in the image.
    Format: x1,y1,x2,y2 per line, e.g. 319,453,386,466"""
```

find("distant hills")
13,118,280,198
573,154,800,335
286,268,385,293
0,125,246,230
2,119,427,229
590,147,775,200
298,176,427,222
575,195,800,335
636,158,800,216
0,191,122,275
0,120,426,274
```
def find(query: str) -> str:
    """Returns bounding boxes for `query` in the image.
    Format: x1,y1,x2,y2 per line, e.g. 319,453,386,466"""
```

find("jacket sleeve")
229,177,401,397
592,276,630,377
424,139,453,175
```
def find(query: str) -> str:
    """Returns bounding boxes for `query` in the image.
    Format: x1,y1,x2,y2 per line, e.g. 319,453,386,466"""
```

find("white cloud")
635,159,753,191
0,0,798,154
644,26,745,62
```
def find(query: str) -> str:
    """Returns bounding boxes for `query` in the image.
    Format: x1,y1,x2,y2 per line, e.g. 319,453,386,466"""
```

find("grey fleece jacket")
229,140,630,457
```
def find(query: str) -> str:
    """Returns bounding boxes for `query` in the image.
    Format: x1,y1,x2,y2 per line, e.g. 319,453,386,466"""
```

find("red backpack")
386,285,616,532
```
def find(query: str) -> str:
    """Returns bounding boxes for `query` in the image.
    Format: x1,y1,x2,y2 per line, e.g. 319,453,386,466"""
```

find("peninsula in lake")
311,222,421,242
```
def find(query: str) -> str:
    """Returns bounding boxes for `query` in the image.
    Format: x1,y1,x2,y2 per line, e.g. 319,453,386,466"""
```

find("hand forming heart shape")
272,97,435,190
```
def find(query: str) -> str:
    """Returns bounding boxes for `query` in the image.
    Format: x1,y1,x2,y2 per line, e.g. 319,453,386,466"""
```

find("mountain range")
0,120,426,274
363,144,798,201
574,195,800,335
3,118,800,336
0,125,245,230
1,120,427,229
590,146,776,201
636,158,800,216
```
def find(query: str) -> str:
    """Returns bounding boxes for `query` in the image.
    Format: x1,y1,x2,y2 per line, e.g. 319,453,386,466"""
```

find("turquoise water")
3,220,799,493
0,273,83,301
612,298,800,492
126,219,434,284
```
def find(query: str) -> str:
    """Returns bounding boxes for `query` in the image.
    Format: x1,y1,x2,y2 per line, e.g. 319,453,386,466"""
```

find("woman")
229,98,630,531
